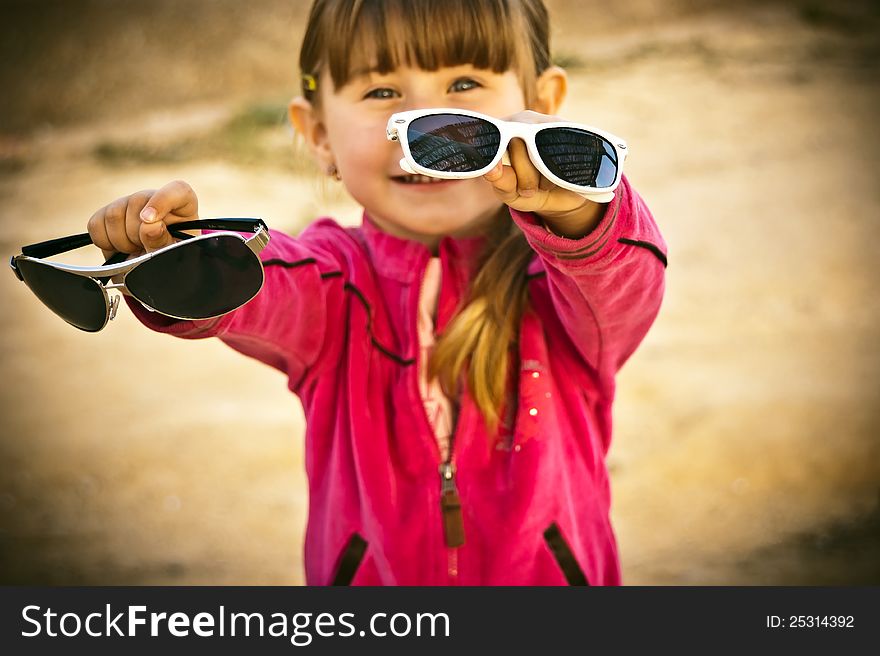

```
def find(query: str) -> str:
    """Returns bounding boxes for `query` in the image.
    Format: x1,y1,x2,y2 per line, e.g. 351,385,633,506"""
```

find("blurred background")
0,0,878,584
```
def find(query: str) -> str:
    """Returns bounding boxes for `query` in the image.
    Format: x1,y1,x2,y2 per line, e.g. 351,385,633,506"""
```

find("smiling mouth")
392,174,450,184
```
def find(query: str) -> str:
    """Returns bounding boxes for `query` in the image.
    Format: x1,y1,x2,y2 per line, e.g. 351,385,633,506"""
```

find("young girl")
87,0,666,585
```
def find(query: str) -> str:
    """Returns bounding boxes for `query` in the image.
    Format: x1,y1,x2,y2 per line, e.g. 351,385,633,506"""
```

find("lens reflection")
535,127,618,188
408,114,501,173
126,235,262,319
17,259,107,332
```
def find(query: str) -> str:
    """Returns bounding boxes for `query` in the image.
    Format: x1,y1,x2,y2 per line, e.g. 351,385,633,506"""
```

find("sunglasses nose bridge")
500,118,537,155
490,130,517,169
502,131,538,169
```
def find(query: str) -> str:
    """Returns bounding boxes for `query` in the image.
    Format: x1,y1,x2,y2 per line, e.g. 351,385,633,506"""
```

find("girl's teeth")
400,174,444,184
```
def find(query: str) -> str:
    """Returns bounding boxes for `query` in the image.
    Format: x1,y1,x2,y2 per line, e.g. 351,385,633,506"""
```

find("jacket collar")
359,211,488,284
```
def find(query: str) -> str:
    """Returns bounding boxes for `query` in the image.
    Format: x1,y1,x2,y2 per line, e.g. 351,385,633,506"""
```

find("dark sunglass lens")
407,114,501,173
535,128,618,188
16,259,107,332
125,235,263,319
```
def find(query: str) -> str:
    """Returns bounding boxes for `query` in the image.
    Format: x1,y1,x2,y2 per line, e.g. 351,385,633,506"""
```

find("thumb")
138,179,198,225
139,219,176,253
137,179,198,253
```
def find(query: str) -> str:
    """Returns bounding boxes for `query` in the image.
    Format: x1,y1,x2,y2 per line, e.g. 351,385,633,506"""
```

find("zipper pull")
439,462,465,548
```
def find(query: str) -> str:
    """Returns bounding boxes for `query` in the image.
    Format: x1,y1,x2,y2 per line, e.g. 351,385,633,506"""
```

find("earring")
327,163,341,181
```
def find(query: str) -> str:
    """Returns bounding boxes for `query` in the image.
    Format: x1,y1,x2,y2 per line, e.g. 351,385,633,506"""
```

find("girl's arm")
509,176,667,391
125,222,345,389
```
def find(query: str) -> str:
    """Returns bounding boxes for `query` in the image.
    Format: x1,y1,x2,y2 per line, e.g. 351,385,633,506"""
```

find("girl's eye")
449,78,481,93
364,87,399,100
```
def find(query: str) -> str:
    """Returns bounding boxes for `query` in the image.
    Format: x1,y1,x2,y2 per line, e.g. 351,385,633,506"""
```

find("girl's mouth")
391,174,454,186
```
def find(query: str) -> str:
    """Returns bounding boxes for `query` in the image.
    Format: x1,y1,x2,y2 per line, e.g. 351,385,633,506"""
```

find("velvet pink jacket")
127,176,667,585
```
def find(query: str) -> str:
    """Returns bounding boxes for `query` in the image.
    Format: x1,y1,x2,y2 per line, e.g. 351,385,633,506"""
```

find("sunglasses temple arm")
173,218,267,233
19,228,197,261
20,219,264,259
21,233,94,259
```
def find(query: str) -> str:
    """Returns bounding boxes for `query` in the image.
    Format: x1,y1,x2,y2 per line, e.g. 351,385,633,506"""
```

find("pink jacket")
127,176,667,585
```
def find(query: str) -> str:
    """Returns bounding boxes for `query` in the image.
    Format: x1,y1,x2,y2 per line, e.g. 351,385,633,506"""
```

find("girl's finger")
507,138,541,198
124,191,152,248
87,206,113,255
140,179,198,225
139,218,177,253
104,196,142,253
483,162,520,205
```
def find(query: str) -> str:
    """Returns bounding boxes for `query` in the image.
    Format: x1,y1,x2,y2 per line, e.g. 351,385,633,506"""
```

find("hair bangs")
318,0,531,92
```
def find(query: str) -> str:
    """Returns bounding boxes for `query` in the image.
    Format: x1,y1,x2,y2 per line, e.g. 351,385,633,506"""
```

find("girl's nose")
399,90,450,113
400,100,441,112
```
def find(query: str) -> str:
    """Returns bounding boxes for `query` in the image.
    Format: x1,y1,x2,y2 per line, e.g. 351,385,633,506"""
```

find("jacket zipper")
439,461,465,548
414,250,466,582
439,459,464,583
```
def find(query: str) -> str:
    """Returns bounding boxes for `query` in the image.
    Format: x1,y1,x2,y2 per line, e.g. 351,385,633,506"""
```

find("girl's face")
309,65,530,246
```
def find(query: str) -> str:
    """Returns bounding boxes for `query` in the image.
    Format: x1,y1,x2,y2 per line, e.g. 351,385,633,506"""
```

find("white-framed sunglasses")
10,218,269,332
386,108,628,202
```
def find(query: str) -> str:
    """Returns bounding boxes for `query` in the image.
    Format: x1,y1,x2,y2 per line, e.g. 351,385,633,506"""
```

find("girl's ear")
533,65,568,115
289,96,335,171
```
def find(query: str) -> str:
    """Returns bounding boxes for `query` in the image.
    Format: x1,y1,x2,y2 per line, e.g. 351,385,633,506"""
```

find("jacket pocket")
543,522,590,586
331,533,368,586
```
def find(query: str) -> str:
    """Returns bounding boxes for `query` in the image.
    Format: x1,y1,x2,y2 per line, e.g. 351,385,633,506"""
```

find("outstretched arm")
508,176,667,391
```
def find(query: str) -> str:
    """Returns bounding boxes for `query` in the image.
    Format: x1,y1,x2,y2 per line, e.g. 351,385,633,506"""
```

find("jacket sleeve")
123,220,345,388
509,176,667,392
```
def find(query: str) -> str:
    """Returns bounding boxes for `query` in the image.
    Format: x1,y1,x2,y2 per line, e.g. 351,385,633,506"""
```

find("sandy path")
1,3,878,584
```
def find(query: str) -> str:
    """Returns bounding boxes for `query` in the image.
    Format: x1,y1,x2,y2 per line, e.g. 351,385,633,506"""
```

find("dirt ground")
1,0,878,585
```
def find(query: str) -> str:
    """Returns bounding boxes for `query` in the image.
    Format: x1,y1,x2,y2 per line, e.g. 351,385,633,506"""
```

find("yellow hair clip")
302,74,317,92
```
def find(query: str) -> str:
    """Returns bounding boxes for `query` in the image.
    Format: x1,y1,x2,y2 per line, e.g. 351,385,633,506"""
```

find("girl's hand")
87,179,200,260
483,110,605,239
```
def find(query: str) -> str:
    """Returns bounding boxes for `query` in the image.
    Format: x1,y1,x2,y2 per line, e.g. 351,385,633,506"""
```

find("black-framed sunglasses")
10,218,270,332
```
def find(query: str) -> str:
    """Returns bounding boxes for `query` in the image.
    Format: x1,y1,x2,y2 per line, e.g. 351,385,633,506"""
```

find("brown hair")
299,0,552,435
